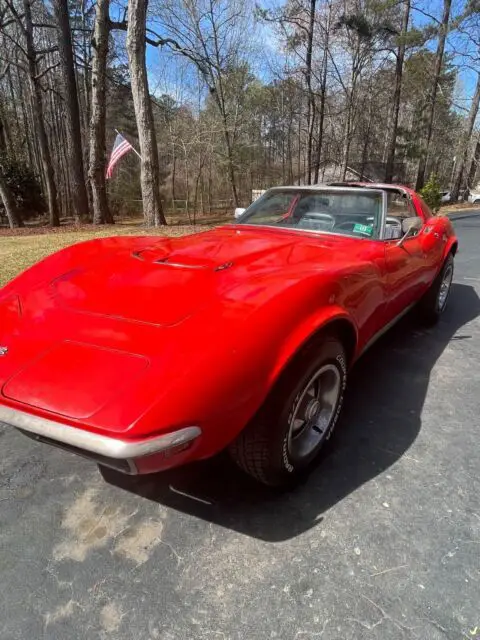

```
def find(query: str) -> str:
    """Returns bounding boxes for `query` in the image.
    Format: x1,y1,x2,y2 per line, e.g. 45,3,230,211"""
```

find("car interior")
283,190,416,239
299,190,421,240
238,187,422,240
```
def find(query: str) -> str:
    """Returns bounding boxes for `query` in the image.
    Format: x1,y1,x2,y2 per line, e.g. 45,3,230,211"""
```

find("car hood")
47,226,360,326
0,226,363,432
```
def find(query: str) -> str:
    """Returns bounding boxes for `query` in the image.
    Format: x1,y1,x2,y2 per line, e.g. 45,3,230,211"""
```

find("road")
1,216,480,640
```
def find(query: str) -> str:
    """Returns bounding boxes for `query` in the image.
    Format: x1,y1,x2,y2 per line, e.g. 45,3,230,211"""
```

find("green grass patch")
0,223,200,287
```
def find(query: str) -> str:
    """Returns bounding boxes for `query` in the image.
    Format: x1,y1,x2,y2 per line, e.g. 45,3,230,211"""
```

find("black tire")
418,253,454,325
229,335,347,487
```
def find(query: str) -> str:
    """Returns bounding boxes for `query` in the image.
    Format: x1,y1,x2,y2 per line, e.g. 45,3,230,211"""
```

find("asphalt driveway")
1,216,479,640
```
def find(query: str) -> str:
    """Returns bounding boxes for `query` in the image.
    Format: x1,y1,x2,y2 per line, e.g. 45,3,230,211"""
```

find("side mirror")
234,207,246,219
396,216,423,247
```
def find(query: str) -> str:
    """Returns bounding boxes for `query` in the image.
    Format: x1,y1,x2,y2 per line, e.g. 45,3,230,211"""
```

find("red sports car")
0,184,457,487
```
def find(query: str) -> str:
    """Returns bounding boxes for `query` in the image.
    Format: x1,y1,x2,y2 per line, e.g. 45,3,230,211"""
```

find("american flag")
106,133,134,179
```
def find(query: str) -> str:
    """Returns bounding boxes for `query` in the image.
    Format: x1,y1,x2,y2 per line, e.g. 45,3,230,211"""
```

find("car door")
384,193,427,322
412,195,446,283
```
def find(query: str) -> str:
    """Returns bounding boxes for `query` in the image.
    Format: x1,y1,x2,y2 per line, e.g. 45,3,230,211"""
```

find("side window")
386,192,416,218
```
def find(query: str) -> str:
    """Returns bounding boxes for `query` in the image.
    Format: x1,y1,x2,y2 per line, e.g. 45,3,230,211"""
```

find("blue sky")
112,0,478,113
411,0,478,103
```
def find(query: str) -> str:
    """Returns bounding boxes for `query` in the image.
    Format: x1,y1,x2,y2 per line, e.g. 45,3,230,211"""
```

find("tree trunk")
341,49,360,182
313,5,331,184
89,0,113,224
341,101,354,181
218,106,239,207
305,0,316,185
360,96,374,179
17,68,37,176
81,0,92,137
4,70,18,155
53,0,90,222
450,74,480,201
466,137,480,190
0,116,23,228
208,158,212,214
0,172,23,229
384,0,411,183
126,0,166,226
171,142,176,203
415,0,452,191
297,112,301,183
23,0,60,226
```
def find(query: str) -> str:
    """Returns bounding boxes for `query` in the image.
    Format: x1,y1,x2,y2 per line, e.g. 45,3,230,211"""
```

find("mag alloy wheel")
229,336,347,487
287,363,341,462
437,262,454,313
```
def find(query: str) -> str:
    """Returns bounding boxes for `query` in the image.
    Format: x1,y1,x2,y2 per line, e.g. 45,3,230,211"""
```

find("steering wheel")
334,220,372,237
298,212,335,228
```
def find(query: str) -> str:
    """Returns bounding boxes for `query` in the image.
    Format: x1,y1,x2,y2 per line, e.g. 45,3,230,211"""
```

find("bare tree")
88,0,113,224
53,0,89,222
384,0,411,183
126,0,166,226
450,73,480,200
304,0,316,184
415,0,452,191
313,0,333,183
13,0,60,225
159,0,256,207
0,114,23,227
466,135,480,189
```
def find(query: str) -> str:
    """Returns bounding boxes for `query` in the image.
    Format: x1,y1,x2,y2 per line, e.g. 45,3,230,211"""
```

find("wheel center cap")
305,399,321,421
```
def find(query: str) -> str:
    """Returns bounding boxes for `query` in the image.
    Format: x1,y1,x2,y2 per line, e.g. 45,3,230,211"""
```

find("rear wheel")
229,336,347,487
418,253,454,325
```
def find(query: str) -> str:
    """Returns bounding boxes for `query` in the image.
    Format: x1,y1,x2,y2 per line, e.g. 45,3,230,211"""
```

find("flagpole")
115,129,142,159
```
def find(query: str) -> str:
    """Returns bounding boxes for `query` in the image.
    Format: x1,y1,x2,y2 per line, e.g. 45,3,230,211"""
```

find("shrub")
420,174,442,212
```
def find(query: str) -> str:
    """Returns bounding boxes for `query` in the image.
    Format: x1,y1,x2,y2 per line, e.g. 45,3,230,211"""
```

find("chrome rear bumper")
0,405,201,474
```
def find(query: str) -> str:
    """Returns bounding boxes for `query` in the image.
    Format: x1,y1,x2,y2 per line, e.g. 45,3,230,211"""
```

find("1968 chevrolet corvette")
0,184,457,487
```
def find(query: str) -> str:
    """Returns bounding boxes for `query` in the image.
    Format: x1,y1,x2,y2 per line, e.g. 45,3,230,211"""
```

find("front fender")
269,305,357,385
167,302,358,460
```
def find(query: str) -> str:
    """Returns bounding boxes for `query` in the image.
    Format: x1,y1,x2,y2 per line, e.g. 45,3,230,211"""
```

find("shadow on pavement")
102,283,480,541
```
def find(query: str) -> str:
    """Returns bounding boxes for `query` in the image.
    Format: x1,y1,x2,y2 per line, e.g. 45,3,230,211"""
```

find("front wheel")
418,253,454,325
229,336,347,487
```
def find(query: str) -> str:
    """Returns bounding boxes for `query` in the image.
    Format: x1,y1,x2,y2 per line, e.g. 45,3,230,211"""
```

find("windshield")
237,189,383,239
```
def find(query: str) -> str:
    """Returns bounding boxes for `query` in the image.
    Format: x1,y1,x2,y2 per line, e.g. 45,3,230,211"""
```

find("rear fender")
269,305,358,385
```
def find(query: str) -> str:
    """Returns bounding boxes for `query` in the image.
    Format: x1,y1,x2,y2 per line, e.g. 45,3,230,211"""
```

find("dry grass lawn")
0,222,202,288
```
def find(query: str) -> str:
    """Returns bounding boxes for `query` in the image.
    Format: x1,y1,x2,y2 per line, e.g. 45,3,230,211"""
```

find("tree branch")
32,22,55,28
0,29,29,58
411,6,441,26
0,14,23,28
2,0,26,34
145,29,210,80
108,7,127,31
36,45,58,56
0,62,10,82
0,53,27,74
35,61,59,79
39,82,63,101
